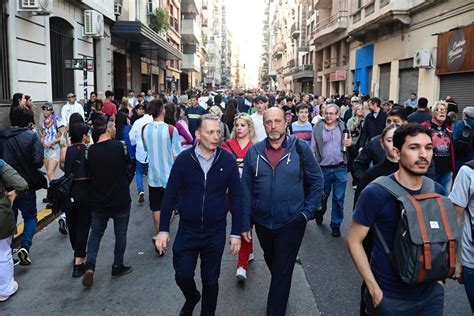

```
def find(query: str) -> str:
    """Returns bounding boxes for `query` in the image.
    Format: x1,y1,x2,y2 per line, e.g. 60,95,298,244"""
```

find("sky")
225,0,264,88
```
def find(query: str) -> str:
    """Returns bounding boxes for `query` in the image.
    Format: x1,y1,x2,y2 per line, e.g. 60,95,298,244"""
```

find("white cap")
351,96,360,102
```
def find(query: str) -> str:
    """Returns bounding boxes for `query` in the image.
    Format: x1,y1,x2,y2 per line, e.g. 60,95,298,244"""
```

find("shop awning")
111,21,183,61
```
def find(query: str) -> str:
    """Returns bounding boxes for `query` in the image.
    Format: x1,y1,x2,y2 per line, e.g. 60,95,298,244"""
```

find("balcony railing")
314,10,348,34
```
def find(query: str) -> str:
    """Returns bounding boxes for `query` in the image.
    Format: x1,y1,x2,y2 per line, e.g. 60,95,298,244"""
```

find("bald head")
263,107,285,121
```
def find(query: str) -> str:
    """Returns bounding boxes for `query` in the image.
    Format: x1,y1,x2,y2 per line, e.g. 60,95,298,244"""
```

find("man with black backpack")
453,107,474,172
348,123,459,315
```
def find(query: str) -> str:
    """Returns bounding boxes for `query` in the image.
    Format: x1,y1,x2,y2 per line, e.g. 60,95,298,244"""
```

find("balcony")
313,10,348,44
314,0,332,10
348,0,431,40
292,64,314,80
291,23,300,39
181,0,201,14
273,42,285,57
181,18,201,44
287,59,296,68
182,53,201,72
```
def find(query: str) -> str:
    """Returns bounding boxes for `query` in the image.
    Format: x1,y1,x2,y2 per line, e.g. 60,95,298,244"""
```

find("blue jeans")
435,171,452,192
135,161,148,193
12,191,37,250
85,206,131,269
463,266,474,312
318,166,347,229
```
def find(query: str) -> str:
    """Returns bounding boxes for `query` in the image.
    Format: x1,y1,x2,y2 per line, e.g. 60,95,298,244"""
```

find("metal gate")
439,72,474,113
50,17,74,101
379,63,390,101
398,68,418,104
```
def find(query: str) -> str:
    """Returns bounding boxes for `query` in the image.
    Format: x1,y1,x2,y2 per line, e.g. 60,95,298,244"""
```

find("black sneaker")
332,227,341,237
111,264,133,278
315,214,323,225
82,269,94,287
58,218,68,235
138,192,145,204
17,247,31,266
13,258,20,266
42,198,52,204
180,292,201,316
72,263,86,278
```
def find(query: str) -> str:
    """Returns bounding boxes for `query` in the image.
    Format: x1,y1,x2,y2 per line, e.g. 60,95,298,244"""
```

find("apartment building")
259,0,273,89
347,0,474,107
202,0,223,88
181,0,202,91
0,0,115,104
111,0,183,99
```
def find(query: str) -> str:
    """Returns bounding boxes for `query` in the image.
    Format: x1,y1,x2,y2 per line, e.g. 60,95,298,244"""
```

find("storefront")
437,24,474,112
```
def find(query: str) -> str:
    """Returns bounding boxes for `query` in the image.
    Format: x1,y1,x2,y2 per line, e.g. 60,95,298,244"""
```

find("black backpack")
455,120,474,157
47,146,84,214
373,176,459,284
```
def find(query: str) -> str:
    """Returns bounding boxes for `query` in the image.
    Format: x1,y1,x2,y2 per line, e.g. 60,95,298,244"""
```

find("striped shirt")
142,121,182,188
291,121,313,145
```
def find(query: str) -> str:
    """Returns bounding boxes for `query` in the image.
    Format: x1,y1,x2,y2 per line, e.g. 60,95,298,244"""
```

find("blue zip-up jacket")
159,146,242,235
241,135,323,232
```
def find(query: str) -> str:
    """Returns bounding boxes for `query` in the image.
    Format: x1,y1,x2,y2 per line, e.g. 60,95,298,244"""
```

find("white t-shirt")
61,102,85,125
128,114,153,164
251,112,266,142
449,165,474,269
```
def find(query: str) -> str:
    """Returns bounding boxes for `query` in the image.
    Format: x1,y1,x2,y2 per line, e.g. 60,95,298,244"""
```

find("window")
49,17,74,100
0,4,9,101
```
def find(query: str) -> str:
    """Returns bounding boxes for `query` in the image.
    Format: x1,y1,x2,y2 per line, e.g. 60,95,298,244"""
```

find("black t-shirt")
88,139,131,213
407,111,432,124
427,121,452,173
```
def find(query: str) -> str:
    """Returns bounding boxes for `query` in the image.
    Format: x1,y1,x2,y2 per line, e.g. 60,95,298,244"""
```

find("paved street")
1,178,471,315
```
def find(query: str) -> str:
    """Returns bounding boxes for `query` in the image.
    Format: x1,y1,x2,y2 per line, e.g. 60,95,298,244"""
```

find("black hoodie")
0,127,45,190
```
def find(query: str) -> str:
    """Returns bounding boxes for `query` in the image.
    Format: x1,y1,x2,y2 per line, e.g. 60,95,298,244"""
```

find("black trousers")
65,181,91,258
255,216,307,316
173,226,226,316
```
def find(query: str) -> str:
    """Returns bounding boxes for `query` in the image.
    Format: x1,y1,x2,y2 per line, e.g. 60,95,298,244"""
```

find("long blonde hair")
230,113,258,143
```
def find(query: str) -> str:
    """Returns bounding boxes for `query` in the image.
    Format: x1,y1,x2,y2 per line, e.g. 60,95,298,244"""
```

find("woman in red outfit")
221,113,257,281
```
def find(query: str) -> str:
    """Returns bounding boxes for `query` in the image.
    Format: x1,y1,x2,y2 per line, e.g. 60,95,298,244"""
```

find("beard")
399,158,430,176
267,131,285,141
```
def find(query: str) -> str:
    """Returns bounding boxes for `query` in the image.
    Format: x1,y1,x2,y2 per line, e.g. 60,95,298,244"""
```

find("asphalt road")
1,176,472,315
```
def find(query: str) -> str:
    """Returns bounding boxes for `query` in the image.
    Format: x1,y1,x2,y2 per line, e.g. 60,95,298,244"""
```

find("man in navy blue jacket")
155,114,242,316
242,107,323,315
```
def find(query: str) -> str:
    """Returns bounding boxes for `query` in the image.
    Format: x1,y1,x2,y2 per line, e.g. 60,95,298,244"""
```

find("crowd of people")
0,87,473,316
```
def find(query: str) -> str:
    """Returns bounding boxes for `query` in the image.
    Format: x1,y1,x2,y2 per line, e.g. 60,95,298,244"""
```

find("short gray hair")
196,114,220,130
325,103,340,114
464,107,474,119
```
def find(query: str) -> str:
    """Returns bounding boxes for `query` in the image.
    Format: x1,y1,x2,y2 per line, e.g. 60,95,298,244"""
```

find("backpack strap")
372,176,408,198
141,122,151,154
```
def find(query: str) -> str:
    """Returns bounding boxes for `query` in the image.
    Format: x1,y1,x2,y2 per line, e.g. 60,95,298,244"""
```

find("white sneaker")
248,253,254,262
236,267,247,281
138,192,145,204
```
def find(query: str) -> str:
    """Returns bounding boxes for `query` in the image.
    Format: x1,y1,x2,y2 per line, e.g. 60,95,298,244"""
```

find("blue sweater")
160,146,243,235
242,135,323,231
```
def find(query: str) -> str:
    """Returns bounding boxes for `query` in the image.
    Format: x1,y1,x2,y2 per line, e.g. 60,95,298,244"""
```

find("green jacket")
0,160,28,239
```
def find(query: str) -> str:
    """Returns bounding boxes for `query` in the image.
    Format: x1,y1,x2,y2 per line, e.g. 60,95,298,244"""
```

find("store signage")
437,24,474,75
330,70,347,82
447,29,466,71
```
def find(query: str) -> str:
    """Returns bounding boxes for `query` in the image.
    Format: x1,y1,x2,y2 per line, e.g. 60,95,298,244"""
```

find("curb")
13,208,58,248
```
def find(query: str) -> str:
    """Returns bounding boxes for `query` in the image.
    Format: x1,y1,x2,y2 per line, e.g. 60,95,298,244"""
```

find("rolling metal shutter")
379,63,391,101
439,72,474,113
398,68,419,104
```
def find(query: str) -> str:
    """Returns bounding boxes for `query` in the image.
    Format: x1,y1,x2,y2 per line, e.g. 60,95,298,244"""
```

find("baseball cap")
351,96,360,102
41,102,54,110
67,93,76,98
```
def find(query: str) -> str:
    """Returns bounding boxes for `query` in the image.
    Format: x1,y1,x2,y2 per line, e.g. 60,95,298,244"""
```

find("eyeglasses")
324,112,337,116
433,108,447,113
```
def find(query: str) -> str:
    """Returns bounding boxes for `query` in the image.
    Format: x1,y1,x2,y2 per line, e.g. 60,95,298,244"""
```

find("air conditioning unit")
146,0,155,15
83,10,104,38
18,0,52,15
114,3,122,16
413,48,432,68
